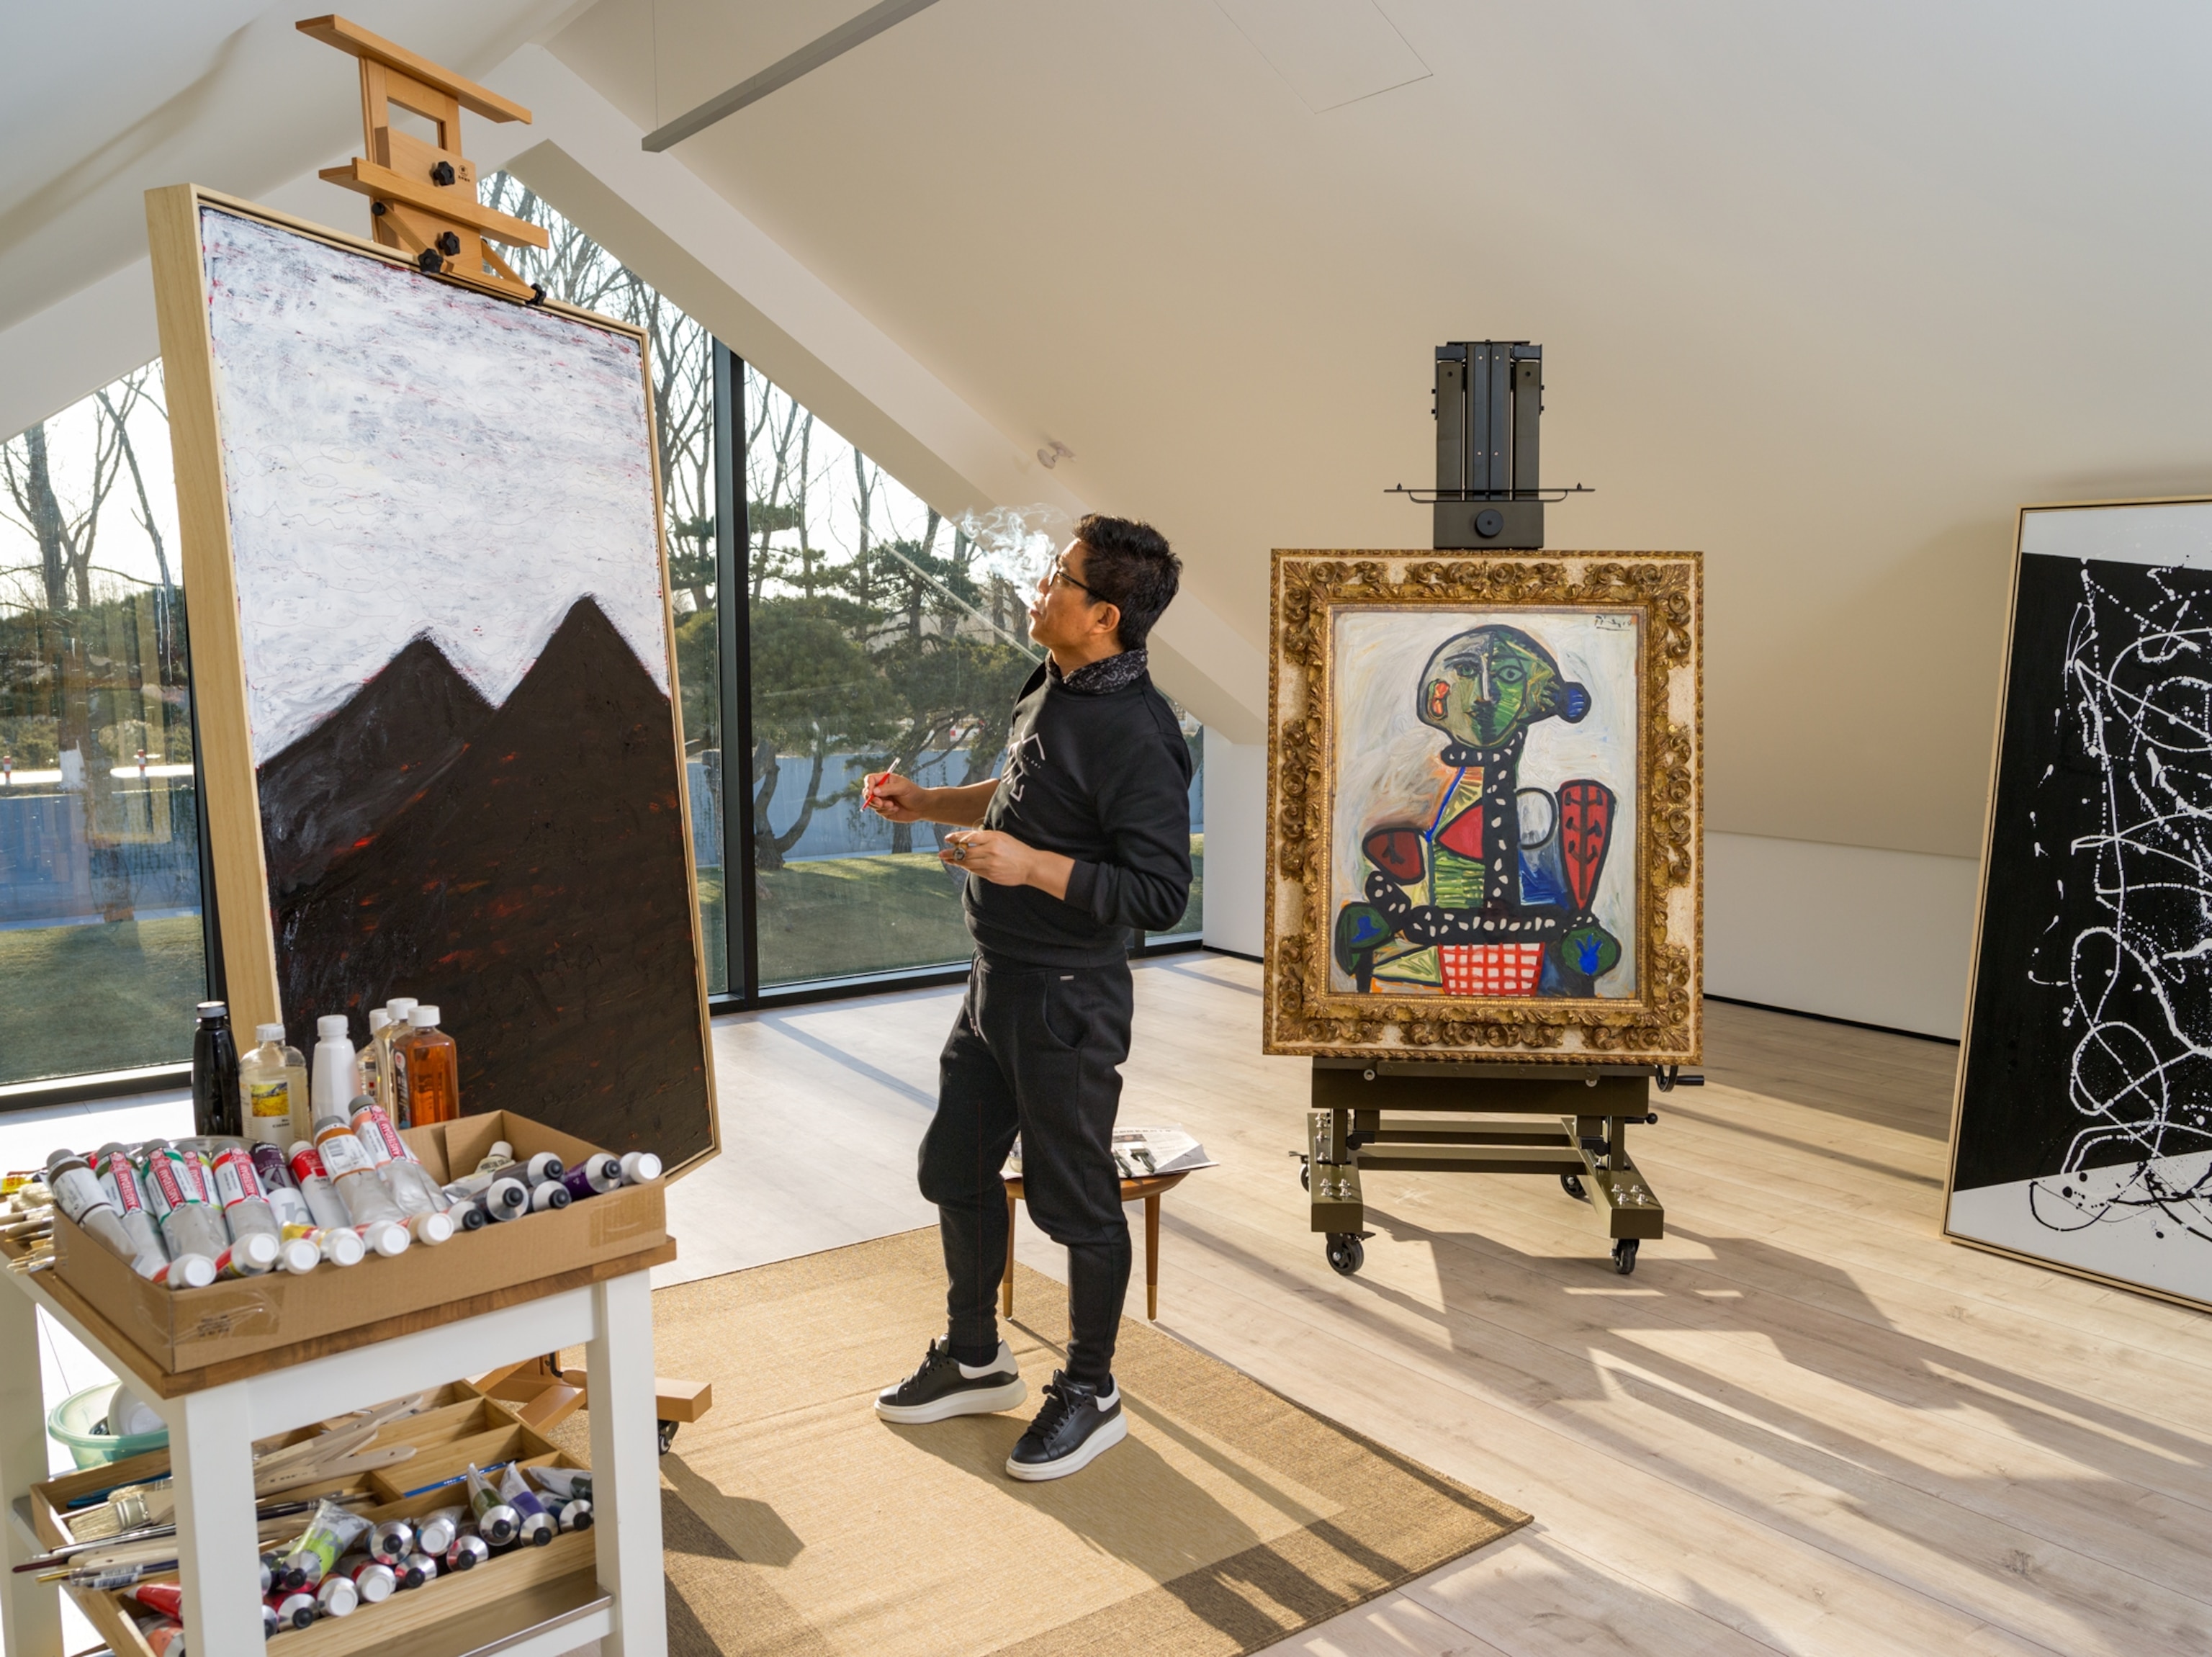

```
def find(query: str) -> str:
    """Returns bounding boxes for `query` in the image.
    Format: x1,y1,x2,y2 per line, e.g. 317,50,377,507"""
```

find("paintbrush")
68,1446,411,1540
18,1496,336,1571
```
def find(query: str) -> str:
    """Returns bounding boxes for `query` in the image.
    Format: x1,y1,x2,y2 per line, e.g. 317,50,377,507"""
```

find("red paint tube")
127,1581,183,1620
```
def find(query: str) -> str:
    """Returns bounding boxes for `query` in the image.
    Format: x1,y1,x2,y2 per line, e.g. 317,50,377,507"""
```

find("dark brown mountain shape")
269,598,713,1167
258,636,495,898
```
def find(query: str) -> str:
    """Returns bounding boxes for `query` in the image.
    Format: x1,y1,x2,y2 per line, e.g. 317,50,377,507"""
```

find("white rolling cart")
0,1249,668,1657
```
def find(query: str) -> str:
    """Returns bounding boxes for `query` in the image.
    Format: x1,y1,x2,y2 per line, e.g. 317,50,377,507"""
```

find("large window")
0,366,207,1087
1,190,1205,1093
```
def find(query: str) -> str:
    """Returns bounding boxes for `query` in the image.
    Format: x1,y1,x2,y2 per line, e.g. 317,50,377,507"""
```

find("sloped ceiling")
548,0,2212,858
10,2,2211,862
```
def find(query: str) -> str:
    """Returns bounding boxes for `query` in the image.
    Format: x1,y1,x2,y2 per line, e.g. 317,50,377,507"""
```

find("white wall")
1201,734,1265,958
1705,831,1978,1040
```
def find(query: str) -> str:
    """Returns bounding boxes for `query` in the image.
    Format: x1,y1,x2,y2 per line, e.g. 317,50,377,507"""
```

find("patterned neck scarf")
1050,647,1149,696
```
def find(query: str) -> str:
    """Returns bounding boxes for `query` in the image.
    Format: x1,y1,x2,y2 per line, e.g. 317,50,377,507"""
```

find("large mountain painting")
260,601,710,1164
186,203,716,1171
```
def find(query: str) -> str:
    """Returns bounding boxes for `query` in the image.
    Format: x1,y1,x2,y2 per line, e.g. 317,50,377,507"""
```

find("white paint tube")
207,1141,282,1243
212,1236,279,1277
414,1506,463,1558
346,1097,454,1234
150,1254,217,1289
285,1141,354,1232
248,1143,315,1230
282,1222,365,1267
529,1466,590,1501
528,1179,570,1213
42,1150,154,1270
498,1463,554,1547
315,1573,359,1617
523,1151,565,1184
92,1143,168,1262
311,1118,411,1258
617,1151,663,1185
138,1142,231,1267
274,1234,321,1275
441,1169,529,1221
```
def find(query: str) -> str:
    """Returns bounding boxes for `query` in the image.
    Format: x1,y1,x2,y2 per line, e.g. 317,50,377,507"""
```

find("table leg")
589,1272,667,1657
169,1382,263,1656
1001,1190,1016,1319
0,1285,60,1657
1146,1195,1160,1320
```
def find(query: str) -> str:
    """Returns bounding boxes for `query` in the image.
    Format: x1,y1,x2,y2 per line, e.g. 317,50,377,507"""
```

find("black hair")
1073,513,1180,650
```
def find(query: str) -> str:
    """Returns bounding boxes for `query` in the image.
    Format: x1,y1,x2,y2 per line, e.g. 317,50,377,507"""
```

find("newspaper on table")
1004,1126,1215,1180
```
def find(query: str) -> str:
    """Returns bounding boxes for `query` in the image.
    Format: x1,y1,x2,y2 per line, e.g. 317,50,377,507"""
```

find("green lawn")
0,915,207,1087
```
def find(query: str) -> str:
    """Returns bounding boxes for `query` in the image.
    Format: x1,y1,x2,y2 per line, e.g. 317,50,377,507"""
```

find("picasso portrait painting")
1263,552,1703,1064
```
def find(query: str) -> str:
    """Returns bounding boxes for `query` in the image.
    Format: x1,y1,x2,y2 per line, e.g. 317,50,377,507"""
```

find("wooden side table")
1002,1171,1190,1321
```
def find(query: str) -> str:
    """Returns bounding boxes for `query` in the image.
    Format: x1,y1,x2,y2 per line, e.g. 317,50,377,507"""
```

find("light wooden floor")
667,955,2212,1657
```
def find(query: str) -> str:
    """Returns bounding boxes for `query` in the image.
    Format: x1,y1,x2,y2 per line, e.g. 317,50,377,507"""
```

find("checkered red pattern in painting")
1439,943,1545,997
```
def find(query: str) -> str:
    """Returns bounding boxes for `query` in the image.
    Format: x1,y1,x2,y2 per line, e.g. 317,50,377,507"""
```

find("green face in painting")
1416,626,1588,747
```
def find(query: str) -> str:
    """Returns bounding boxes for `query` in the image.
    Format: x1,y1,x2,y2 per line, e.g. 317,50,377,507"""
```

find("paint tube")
207,1140,282,1244
464,1464,518,1547
138,1142,231,1268
529,1178,570,1213
498,1463,555,1546
283,1221,366,1267
311,1118,410,1257
139,1617,184,1655
444,1530,490,1572
346,1097,447,1208
285,1141,354,1232
266,1587,316,1630
405,1549,440,1584
274,1234,320,1274
559,1156,623,1201
279,1496,369,1587
522,1151,565,1184
248,1142,315,1230
333,1551,396,1603
550,1496,593,1532
261,1600,279,1638
368,1517,414,1564
618,1151,663,1185
390,1551,428,1589
92,1143,167,1262
529,1466,591,1501
43,1149,156,1270
446,1195,490,1230
149,1254,217,1289
415,1506,463,1557
127,1581,184,1620
316,1573,359,1617
440,1166,529,1217
475,1141,516,1173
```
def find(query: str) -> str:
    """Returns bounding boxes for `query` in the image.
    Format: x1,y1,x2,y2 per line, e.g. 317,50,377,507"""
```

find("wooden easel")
297,14,549,302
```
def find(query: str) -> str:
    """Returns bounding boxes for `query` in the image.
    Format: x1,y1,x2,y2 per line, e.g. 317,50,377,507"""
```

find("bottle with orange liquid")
399,1005,460,1125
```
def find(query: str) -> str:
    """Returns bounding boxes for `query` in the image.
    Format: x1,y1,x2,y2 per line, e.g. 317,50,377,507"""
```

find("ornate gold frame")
1262,551,1703,1063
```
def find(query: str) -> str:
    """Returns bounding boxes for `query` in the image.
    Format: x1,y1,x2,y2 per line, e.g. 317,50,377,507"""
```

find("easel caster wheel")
657,1419,680,1455
1299,1161,1310,1190
1325,1234,1364,1276
1560,1174,1586,1201
1611,1239,1639,1276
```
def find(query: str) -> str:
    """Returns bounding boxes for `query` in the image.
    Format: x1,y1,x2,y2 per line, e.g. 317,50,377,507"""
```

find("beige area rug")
605,1227,1527,1656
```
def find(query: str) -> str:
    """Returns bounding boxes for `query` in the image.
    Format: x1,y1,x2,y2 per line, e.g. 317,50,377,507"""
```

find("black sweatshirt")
964,658,1195,968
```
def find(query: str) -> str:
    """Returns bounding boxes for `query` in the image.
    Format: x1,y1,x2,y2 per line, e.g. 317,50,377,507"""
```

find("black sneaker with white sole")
1004,1370,1126,1481
875,1338,1028,1424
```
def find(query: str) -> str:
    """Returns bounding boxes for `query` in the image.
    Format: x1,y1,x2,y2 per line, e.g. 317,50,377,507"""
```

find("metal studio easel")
1302,343,1701,1277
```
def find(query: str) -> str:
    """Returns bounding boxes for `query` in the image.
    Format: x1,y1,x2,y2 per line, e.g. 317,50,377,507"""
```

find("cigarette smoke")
953,505,1071,592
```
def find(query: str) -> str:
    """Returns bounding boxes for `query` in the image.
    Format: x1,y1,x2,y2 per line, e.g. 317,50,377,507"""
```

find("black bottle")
192,1000,243,1139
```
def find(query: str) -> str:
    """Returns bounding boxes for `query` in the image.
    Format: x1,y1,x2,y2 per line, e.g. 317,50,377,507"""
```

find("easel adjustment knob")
431,160,457,186
437,231,462,256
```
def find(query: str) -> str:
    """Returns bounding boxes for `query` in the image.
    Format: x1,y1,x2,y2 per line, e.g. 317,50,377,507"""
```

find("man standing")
864,514,1192,1481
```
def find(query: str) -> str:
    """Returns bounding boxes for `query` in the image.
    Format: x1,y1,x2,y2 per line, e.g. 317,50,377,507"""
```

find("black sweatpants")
917,953,1134,1386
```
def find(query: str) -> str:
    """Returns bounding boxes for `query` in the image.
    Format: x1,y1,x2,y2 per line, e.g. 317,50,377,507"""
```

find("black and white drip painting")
1952,502,2212,1306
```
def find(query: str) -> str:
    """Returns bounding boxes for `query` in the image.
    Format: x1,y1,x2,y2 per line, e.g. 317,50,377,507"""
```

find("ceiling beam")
640,0,942,153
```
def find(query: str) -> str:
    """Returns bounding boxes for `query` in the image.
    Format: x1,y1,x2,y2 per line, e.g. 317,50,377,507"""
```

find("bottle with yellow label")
239,1023,300,1148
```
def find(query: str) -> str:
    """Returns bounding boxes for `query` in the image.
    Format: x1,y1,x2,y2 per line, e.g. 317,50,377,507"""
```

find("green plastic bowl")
48,1382,169,1469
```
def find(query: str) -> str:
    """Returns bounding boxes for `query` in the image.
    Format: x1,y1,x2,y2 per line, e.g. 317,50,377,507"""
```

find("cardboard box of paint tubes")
29,1381,600,1657
47,1112,669,1374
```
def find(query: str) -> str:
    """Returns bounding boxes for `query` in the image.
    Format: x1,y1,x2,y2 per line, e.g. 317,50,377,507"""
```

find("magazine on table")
1004,1126,1215,1180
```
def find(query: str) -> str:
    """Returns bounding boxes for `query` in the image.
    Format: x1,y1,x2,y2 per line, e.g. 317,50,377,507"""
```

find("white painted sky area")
1328,606,1640,996
2020,500,2212,569
202,209,670,764
1948,1151,2212,1305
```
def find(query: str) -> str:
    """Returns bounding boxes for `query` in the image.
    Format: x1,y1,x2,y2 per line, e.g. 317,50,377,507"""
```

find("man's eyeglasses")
1048,557,1103,601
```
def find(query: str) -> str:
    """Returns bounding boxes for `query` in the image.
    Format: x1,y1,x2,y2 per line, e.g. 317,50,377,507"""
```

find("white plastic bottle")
309,1016,361,1131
